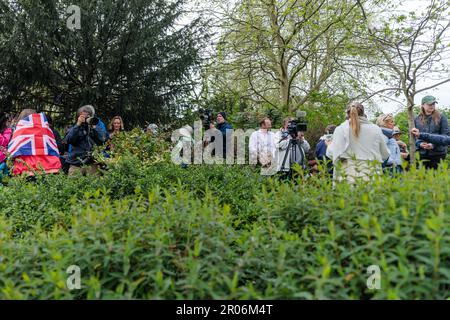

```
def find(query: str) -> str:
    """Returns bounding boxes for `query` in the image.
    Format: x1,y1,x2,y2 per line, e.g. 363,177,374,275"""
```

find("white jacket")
249,129,276,165
326,118,390,164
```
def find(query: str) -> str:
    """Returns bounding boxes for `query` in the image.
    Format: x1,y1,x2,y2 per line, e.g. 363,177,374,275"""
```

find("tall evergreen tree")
0,0,208,127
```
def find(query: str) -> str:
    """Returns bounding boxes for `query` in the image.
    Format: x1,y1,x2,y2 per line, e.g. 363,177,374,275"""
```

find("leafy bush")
99,128,171,165
0,140,448,299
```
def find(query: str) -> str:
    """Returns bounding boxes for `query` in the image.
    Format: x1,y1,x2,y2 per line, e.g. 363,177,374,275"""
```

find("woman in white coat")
326,102,390,183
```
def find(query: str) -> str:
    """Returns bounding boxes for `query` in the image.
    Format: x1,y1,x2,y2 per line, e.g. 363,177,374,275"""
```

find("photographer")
275,117,309,179
64,106,107,176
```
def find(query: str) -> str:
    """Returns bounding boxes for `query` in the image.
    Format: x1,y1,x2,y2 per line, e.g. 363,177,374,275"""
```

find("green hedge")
0,157,448,299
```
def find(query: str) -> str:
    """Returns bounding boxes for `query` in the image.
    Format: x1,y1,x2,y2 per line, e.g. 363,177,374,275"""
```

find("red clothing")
7,113,62,176
12,155,61,176
0,127,12,163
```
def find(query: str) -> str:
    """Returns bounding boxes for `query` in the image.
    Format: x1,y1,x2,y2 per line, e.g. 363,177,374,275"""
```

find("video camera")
199,108,213,130
287,111,308,138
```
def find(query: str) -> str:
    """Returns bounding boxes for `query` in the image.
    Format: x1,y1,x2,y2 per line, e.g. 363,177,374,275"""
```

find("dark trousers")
420,155,446,170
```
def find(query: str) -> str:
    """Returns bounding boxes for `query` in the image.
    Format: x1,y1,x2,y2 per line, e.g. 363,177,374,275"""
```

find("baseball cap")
421,96,437,105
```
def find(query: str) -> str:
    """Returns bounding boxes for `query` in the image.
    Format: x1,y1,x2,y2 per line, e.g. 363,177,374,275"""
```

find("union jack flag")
8,113,60,158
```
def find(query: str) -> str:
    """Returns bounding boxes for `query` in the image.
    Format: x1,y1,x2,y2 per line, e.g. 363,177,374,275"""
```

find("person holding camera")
64,106,107,176
275,117,310,179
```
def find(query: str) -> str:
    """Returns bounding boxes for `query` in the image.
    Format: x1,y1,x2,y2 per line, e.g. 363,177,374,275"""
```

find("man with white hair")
64,105,108,176
146,123,159,136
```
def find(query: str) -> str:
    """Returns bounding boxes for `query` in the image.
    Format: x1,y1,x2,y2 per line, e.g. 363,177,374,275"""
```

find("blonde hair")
17,109,36,122
376,113,394,127
346,102,364,138
109,116,124,131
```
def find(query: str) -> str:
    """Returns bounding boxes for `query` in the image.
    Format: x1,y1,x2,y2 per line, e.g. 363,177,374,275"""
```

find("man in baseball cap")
392,126,409,162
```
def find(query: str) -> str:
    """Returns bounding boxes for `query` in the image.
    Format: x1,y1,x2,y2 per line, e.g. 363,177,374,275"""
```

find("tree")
204,0,374,113
356,0,450,162
0,0,208,127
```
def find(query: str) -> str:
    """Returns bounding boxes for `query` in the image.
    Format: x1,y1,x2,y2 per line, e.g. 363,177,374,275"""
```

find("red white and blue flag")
8,113,60,158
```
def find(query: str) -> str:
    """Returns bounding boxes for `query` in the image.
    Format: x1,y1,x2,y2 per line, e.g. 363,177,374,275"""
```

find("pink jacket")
0,127,12,163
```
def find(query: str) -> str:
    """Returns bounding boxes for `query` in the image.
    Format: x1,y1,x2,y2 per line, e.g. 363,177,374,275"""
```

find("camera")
86,116,100,126
199,108,213,130
287,111,308,137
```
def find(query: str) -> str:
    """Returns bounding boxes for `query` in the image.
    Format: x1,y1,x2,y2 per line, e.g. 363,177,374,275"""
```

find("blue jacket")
216,122,233,157
414,114,448,156
315,139,328,160
65,122,107,165
419,132,450,146
381,128,402,166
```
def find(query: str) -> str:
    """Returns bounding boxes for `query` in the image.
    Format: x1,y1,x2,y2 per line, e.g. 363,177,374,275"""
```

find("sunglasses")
382,113,393,121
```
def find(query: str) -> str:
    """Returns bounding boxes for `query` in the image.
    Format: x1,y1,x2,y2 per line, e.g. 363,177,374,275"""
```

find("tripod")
280,134,306,180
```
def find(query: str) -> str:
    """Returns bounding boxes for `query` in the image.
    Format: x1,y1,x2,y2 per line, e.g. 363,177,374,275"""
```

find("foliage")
0,0,208,127
99,128,171,166
203,0,374,112
0,137,448,299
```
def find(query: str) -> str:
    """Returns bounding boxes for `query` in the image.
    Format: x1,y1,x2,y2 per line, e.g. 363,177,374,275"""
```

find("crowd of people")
0,105,127,180
318,96,447,180
176,94,448,181
0,95,448,184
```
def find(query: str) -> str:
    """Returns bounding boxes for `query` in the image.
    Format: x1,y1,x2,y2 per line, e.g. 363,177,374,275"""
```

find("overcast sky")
373,0,450,114
186,0,450,114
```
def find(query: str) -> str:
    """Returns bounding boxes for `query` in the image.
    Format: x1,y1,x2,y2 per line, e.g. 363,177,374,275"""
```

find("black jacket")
64,124,106,165
414,114,449,157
